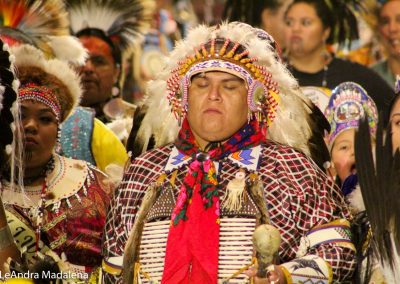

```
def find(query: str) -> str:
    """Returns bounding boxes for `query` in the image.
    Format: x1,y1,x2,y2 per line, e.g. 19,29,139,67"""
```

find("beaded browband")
19,83,61,121
166,31,280,126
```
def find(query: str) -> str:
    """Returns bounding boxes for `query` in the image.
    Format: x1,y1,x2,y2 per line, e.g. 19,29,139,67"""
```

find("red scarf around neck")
162,118,265,283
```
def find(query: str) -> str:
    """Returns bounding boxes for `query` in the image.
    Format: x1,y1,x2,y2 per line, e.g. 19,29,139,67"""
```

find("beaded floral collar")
2,154,90,208
164,144,263,173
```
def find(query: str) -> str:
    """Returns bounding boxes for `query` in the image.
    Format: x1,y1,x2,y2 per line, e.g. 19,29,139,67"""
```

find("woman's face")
20,100,58,169
331,129,356,184
390,98,400,151
378,0,400,59
284,2,330,57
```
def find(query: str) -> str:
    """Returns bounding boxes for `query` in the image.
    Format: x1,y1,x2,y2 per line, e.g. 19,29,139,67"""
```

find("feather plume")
320,0,365,46
47,35,88,66
0,0,68,47
0,0,89,65
355,115,400,282
67,0,155,51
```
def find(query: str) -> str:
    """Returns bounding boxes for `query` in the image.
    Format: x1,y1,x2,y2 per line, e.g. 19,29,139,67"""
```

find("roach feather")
355,115,400,281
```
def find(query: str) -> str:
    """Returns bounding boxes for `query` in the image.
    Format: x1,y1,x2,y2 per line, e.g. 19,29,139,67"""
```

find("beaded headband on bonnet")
166,22,282,126
12,44,82,123
325,81,378,149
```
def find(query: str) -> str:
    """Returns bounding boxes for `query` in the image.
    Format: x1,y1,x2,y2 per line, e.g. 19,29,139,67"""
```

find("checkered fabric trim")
102,141,355,283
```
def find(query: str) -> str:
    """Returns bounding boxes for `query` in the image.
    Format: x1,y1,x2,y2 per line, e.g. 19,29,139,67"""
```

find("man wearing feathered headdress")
102,22,356,283
67,0,155,144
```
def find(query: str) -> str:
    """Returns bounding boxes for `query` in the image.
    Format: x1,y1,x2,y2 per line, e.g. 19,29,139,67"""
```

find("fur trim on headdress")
0,0,87,65
135,22,323,161
11,44,81,122
46,36,88,66
346,184,366,213
68,0,155,52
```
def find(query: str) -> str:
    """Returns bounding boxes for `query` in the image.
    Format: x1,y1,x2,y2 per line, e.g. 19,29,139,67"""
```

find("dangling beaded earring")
247,81,266,123
55,125,62,154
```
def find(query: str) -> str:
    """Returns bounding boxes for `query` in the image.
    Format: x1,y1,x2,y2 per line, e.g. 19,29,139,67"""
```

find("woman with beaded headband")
102,22,356,283
284,0,394,119
0,44,114,281
0,0,129,179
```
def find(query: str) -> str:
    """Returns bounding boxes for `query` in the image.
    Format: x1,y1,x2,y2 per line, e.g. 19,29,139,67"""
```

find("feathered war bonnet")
137,22,321,161
0,0,87,66
12,44,81,123
325,82,378,150
167,22,282,127
67,0,155,65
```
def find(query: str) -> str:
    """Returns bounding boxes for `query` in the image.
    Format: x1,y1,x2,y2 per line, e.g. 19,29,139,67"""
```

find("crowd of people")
0,0,399,283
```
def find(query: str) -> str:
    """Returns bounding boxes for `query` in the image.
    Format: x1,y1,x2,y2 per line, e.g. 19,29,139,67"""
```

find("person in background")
389,86,400,151
102,22,355,284
372,0,400,89
325,82,378,202
1,44,114,282
222,0,292,51
284,0,395,119
324,81,387,283
67,0,154,123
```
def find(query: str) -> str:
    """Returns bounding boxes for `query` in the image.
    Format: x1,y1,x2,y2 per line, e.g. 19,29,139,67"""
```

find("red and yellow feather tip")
0,0,69,37
0,1,26,27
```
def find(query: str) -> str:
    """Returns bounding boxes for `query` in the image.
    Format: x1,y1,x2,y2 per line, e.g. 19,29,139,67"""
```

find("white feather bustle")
68,0,155,50
11,44,82,122
47,36,88,66
346,184,366,213
137,22,314,157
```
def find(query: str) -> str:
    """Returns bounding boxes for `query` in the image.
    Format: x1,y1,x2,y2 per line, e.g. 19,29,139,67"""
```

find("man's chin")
80,93,99,107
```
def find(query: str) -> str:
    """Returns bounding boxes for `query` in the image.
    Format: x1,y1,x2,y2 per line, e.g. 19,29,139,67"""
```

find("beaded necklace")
288,63,329,88
35,179,47,251
24,156,55,251
287,53,331,88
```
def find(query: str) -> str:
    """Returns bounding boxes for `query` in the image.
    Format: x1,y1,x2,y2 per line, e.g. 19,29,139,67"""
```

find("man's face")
187,71,249,150
284,2,330,57
78,35,119,108
378,0,400,59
